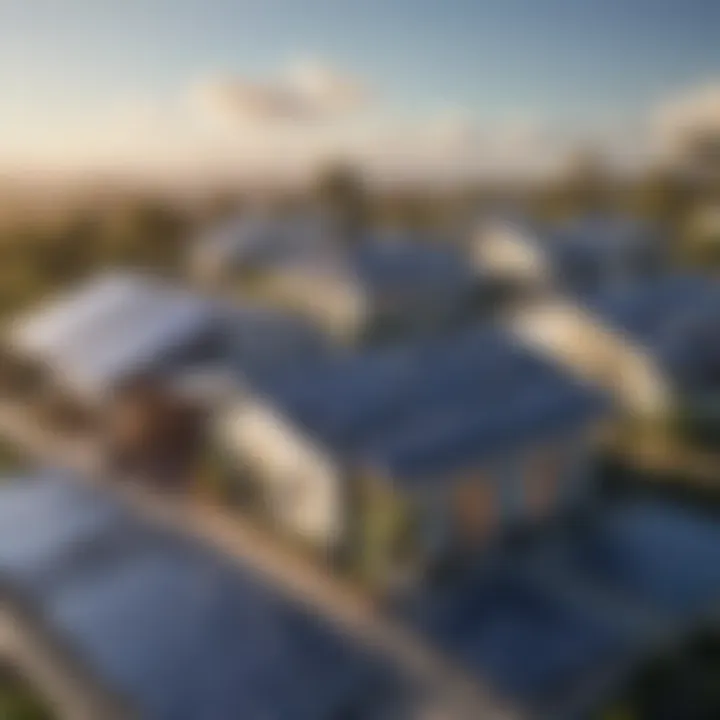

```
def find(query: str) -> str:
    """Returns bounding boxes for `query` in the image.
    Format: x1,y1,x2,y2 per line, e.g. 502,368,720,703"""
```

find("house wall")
217,398,344,548
401,428,598,571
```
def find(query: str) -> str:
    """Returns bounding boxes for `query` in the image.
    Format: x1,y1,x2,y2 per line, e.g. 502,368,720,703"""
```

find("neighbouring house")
190,212,477,346
471,213,665,301
510,275,720,427
0,471,413,720
583,274,720,447
214,326,607,588
3,272,329,480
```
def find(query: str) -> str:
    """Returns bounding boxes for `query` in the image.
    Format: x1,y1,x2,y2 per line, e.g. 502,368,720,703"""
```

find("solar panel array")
396,497,720,716
255,326,605,487
0,474,410,720
584,274,720,389
398,565,630,712
352,240,474,306
533,499,720,618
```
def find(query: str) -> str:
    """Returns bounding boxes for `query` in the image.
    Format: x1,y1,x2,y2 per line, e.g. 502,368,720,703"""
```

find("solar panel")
400,569,628,709
585,275,720,387
0,476,409,720
257,326,605,487
536,500,720,617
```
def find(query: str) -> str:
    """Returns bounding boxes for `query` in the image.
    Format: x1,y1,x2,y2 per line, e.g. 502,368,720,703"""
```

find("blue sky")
2,0,719,180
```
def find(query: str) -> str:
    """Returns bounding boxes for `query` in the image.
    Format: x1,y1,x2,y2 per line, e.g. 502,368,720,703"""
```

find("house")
3,272,329,479
471,213,665,300
214,326,606,587
191,213,477,345
0,471,412,720
510,275,720,422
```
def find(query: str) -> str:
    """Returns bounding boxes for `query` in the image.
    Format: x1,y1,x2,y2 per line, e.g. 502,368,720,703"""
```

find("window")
524,444,563,520
451,474,497,544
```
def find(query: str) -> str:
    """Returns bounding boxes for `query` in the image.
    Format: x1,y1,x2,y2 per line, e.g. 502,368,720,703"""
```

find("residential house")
4,272,328,479
471,213,665,300
191,212,477,346
214,326,606,587
510,275,720,424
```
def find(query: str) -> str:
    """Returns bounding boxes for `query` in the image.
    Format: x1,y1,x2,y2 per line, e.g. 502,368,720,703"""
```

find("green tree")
313,162,368,242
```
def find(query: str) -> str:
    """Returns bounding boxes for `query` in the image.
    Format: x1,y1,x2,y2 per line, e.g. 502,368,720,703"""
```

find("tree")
313,162,368,242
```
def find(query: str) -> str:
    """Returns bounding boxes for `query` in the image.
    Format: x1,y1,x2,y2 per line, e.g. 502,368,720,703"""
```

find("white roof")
10,273,220,401
12,273,147,356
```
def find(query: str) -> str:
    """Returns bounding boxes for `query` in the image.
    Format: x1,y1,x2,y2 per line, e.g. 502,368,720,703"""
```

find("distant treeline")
0,164,718,319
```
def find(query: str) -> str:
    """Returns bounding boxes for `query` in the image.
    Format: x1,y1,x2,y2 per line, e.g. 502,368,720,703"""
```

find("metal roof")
11,273,149,356
253,326,606,487
10,273,223,400
0,473,409,720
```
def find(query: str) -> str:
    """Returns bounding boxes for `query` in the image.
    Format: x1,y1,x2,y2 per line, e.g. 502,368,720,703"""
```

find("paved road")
0,402,519,720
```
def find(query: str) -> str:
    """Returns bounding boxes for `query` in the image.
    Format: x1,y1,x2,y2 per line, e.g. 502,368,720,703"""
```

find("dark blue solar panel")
539,500,720,617
257,326,605,486
400,569,628,708
583,275,720,388
352,241,473,298
587,275,719,344
0,477,408,720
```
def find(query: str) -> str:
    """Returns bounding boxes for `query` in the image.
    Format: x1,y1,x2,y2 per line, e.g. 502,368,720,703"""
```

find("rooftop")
583,274,720,391
197,213,474,304
252,326,605,487
10,273,222,400
9,272,331,402
0,472,410,720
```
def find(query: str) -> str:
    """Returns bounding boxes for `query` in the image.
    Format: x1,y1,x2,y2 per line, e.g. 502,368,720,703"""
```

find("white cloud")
191,59,367,128
284,59,367,113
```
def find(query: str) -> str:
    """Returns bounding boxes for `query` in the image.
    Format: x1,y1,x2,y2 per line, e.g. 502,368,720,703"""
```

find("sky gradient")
2,0,719,182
